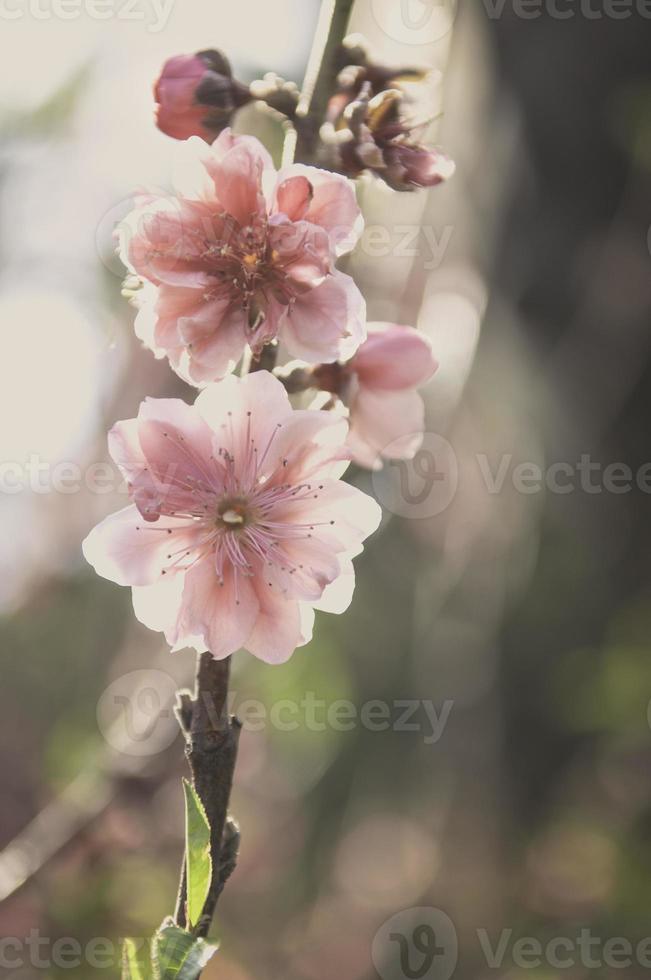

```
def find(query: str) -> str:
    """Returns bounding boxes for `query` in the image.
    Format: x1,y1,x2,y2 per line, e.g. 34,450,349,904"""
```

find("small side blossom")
121,130,366,385
154,50,251,142
82,372,381,664
312,322,438,469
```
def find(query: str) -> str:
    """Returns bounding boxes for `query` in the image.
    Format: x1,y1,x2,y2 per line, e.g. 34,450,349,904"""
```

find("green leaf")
153,925,218,980
122,938,153,980
182,779,213,930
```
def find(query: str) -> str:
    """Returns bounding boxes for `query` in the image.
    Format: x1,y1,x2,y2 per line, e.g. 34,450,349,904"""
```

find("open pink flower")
83,372,381,664
121,130,366,385
313,322,438,469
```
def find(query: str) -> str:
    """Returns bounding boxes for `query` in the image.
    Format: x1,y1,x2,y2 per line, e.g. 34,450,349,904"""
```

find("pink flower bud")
154,50,251,143
312,324,439,470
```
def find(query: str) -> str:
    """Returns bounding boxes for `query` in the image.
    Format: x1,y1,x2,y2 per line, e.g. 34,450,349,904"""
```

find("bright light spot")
0,289,102,461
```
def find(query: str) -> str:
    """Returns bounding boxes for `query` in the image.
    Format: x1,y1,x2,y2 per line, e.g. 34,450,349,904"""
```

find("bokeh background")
1,0,651,977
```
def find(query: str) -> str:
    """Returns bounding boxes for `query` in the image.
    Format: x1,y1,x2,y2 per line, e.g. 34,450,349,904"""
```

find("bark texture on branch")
174,654,241,937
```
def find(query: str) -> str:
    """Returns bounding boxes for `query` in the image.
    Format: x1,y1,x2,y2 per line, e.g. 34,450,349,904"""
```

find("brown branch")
295,0,355,162
174,654,241,936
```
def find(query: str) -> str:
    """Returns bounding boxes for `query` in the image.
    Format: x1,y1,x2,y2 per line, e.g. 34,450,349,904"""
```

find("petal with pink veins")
274,478,382,552
261,409,350,484
178,298,247,382
196,371,293,464
82,505,203,587
206,138,269,225
179,559,260,659
282,271,366,364
246,585,309,664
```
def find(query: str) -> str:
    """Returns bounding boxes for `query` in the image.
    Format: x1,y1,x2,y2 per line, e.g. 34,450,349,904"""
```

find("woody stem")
291,0,356,164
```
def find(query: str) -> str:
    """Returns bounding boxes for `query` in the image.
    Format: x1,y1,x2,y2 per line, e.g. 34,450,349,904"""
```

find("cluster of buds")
154,39,454,193
322,38,455,191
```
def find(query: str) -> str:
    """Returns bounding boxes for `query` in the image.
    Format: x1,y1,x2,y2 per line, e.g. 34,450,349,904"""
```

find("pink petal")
131,398,217,517
210,128,274,170
269,219,331,290
281,271,366,364
351,323,438,391
152,284,201,352
313,556,356,614
178,559,259,659
269,534,342,603
108,418,147,483
178,298,247,383
348,388,426,469
264,409,350,485
273,478,382,554
195,372,293,464
204,134,272,225
275,164,363,255
82,505,201,587
132,573,193,650
123,198,216,289
274,175,313,221
246,585,310,664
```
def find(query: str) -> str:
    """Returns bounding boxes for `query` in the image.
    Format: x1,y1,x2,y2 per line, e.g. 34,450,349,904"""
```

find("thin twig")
295,0,355,162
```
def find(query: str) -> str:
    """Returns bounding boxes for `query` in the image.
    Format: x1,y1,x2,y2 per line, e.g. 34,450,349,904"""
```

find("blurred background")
1,0,651,977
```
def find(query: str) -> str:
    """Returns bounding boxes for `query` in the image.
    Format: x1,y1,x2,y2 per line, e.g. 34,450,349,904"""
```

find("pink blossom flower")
121,130,366,385
154,51,251,142
313,322,438,469
82,372,381,664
